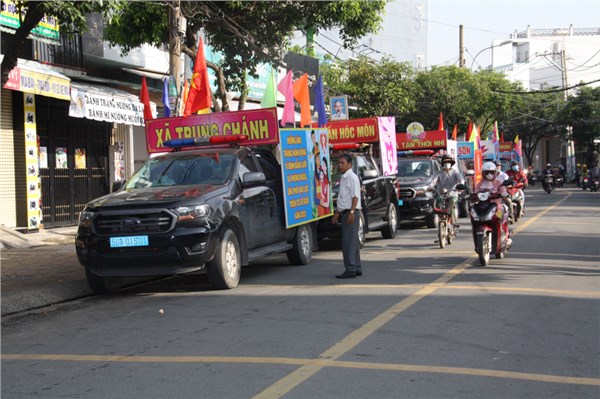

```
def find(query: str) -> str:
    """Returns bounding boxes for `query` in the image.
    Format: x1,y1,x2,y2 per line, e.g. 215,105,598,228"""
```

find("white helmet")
482,161,497,173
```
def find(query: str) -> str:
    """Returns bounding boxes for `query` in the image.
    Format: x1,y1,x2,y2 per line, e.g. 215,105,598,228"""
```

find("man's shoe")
336,271,356,279
356,271,363,276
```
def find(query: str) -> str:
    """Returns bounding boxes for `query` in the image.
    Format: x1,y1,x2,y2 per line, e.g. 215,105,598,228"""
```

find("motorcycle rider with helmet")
430,154,465,225
476,161,511,243
506,161,528,221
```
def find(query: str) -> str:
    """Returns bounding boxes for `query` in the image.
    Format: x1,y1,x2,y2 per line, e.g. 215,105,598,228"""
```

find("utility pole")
168,1,184,114
561,48,576,179
459,24,465,67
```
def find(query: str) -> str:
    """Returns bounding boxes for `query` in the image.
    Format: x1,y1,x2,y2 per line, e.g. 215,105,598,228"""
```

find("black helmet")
441,154,455,166
495,160,502,166
511,160,518,166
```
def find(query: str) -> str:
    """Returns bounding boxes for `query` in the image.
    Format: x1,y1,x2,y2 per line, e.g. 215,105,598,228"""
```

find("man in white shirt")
331,153,362,278
495,160,509,182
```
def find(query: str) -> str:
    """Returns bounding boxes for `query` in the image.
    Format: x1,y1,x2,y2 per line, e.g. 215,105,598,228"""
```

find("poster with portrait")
330,95,349,121
279,128,333,228
55,147,68,169
75,148,86,169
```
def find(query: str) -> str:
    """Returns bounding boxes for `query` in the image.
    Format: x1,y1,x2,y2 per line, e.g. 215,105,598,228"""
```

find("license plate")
397,200,403,206
110,235,149,248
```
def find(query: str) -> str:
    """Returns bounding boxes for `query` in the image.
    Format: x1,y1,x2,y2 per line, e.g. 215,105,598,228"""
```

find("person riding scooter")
475,161,511,244
506,161,528,222
430,154,465,225
541,163,556,193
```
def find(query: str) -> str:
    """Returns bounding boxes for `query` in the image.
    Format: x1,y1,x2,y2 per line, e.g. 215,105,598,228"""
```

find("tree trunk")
168,3,182,110
237,62,248,111
1,2,45,87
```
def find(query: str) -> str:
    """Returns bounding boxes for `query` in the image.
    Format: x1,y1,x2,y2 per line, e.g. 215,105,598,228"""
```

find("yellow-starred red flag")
293,73,311,127
140,76,153,121
184,37,212,116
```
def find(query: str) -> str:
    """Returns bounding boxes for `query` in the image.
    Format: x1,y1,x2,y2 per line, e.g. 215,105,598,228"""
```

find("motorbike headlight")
477,192,490,201
174,204,210,223
78,210,95,228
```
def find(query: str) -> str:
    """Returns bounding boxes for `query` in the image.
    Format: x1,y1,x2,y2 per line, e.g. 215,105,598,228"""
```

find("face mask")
512,165,519,171
443,163,452,170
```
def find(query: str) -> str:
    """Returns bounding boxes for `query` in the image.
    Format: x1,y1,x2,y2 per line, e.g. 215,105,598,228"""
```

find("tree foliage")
557,86,600,157
1,0,122,87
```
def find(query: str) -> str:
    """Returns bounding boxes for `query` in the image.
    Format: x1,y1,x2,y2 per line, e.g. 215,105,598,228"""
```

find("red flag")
466,120,473,141
501,132,505,142
184,37,212,116
140,76,153,121
438,112,444,131
451,124,457,141
293,73,311,127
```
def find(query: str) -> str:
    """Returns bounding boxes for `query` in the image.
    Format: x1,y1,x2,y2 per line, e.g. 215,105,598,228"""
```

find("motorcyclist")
430,154,465,224
475,161,510,243
541,163,555,189
506,161,528,222
495,160,509,182
574,163,581,185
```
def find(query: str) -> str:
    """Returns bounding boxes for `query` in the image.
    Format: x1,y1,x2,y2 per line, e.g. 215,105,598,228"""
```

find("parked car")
317,150,399,248
76,144,314,293
396,156,442,228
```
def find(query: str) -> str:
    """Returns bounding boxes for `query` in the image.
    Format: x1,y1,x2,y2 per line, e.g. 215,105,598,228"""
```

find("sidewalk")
0,225,92,316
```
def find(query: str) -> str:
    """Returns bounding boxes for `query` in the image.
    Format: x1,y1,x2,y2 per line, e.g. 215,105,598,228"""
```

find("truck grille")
94,209,175,235
399,188,416,200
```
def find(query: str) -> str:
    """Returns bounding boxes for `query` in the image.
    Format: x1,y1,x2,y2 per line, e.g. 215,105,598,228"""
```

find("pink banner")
145,108,279,153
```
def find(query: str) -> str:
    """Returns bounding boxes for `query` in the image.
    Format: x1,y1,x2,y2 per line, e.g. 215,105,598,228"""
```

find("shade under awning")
1,55,70,100
69,82,156,127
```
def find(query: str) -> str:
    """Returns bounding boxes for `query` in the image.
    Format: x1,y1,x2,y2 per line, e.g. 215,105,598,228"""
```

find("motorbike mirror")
465,169,475,177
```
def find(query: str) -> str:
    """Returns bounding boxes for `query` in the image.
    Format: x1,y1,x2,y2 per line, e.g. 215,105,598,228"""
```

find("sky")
427,0,600,67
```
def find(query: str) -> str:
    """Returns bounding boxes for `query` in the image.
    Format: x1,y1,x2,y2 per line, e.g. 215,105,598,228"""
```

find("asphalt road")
2,186,599,399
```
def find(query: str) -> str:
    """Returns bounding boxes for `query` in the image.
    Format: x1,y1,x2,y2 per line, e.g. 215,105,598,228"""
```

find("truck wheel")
207,228,241,289
358,211,366,248
287,224,313,265
425,213,439,228
85,269,122,294
381,202,398,239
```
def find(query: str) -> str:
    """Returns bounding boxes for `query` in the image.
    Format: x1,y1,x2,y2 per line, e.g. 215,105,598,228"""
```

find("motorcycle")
468,185,512,266
582,176,590,191
507,180,525,223
542,174,555,194
556,176,565,188
591,177,600,192
432,184,467,249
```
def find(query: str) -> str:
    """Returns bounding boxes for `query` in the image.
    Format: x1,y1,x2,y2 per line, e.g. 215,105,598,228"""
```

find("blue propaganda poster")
279,128,333,228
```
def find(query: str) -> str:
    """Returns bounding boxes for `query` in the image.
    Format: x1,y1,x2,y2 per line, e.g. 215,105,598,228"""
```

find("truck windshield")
397,159,433,177
124,153,235,189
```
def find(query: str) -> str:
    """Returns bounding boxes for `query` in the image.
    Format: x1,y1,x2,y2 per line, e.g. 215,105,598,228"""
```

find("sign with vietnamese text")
1,0,59,40
317,117,379,144
396,130,447,150
457,141,475,159
69,85,146,126
279,128,332,228
3,61,70,100
145,108,280,153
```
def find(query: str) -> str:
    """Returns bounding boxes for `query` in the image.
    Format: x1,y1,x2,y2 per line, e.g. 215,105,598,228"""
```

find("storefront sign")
69,84,146,126
23,93,41,230
1,0,60,40
2,58,70,100
279,128,332,228
396,130,447,150
145,108,280,153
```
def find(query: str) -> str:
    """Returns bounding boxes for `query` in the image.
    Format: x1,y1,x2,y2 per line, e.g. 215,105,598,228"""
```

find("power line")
494,79,600,94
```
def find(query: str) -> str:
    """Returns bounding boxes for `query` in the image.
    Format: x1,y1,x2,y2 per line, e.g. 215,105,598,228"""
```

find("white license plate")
110,235,149,248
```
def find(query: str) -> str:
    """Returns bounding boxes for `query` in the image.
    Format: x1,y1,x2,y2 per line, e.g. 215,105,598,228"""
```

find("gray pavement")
0,225,91,316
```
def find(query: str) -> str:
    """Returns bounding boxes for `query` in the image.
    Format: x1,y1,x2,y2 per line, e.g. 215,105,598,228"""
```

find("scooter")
469,186,512,266
432,184,467,249
507,180,525,223
591,177,599,192
542,174,555,194
582,176,590,191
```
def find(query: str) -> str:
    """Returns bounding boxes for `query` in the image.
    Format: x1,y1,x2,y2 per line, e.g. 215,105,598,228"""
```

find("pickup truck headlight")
78,210,95,227
174,205,210,223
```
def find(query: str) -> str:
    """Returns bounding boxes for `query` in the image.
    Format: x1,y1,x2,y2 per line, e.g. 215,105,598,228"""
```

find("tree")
1,0,121,87
557,86,600,164
321,56,416,119
104,0,388,111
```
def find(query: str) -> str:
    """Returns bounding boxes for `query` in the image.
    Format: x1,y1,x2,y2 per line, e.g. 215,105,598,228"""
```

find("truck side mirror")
112,180,125,192
362,169,378,179
242,172,266,187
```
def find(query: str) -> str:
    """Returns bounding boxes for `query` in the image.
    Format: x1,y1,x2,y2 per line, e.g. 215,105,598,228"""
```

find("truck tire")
381,202,398,239
207,228,241,289
287,224,313,265
85,269,122,294
425,213,438,228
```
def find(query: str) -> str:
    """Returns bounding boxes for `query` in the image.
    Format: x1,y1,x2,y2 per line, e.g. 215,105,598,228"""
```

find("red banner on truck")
396,130,447,150
145,108,279,153
315,117,380,144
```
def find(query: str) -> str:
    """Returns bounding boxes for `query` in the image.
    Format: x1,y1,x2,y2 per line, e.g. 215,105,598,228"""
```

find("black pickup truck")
76,145,313,293
396,156,442,227
317,151,399,247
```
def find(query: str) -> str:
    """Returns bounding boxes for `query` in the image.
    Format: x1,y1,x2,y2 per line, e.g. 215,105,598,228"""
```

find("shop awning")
1,56,70,100
69,82,156,127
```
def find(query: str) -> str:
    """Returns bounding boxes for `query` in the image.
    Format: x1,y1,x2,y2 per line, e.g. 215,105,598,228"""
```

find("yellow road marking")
253,191,575,398
2,354,598,386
